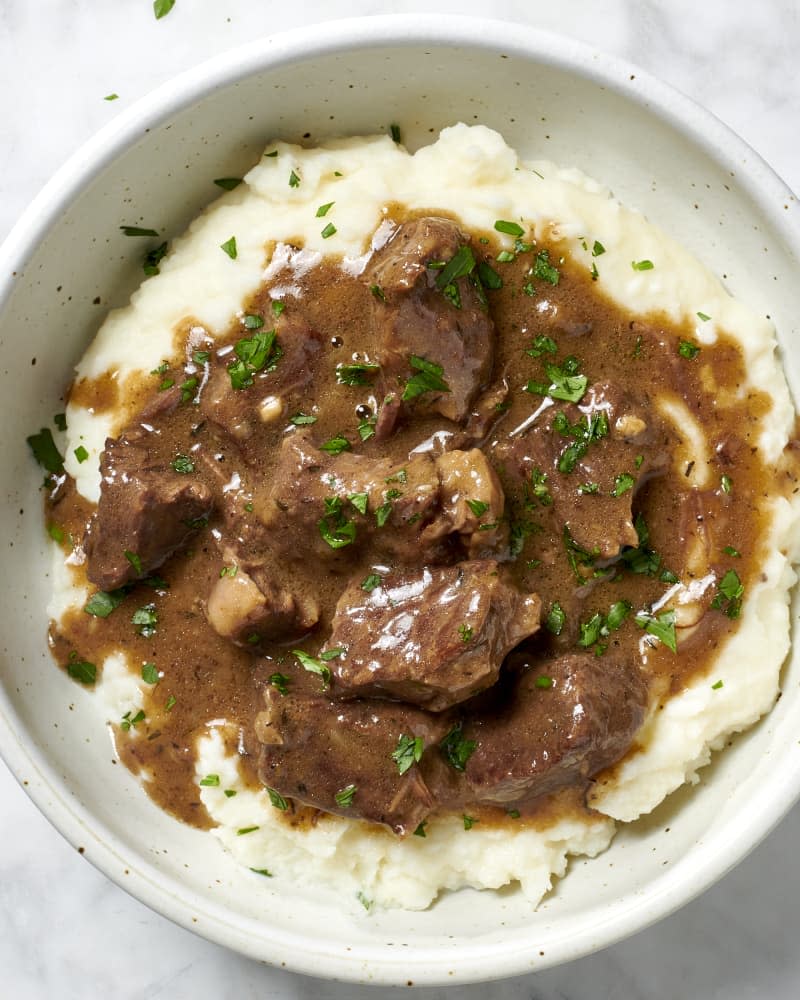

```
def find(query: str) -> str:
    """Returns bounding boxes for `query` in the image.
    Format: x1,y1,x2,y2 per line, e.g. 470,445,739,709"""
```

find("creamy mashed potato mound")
52,125,800,910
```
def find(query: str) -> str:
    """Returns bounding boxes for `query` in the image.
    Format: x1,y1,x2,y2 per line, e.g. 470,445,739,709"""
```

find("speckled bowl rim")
2,13,800,986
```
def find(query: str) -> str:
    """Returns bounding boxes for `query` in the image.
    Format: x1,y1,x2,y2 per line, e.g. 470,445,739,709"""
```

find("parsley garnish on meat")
526,335,558,358
132,603,158,637
527,468,553,507
361,573,382,592
458,623,474,643
526,356,588,404
611,472,635,497
401,355,451,402
228,328,282,389
392,734,424,775
551,409,609,473
170,454,194,474
545,602,566,635
440,724,477,771
578,600,632,653
289,412,317,426
318,496,357,549
335,784,357,808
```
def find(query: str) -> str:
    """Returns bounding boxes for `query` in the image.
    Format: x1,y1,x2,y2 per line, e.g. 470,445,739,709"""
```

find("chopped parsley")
170,454,194,474
711,569,744,619
220,236,238,259
370,284,386,301
213,177,243,190
348,492,369,515
635,609,678,653
26,428,64,475
132,603,158,637
361,573,382,592
466,499,489,517
530,249,560,285
67,652,96,686
318,496,357,550
723,545,741,557
678,340,700,360
289,412,317,426
458,623,474,643
545,602,566,636
165,694,177,712
611,472,635,497
528,467,553,507
120,226,159,237
320,434,351,455
141,662,159,685
526,335,558,358
336,362,380,386
697,311,712,322
413,822,427,838
125,550,143,574
288,170,301,188
433,244,476,309
320,222,337,239
440,723,477,771
199,774,220,787
402,355,451,402
316,202,335,217
390,123,402,143
526,356,588,404
494,219,524,237
267,787,289,811
237,826,261,835
84,590,125,618
552,409,609,473
391,734,424,775
228,328,282,389
712,679,724,690
292,649,332,688
120,709,145,732
335,784,357,808
269,672,290,695
153,0,175,19
631,259,654,271
721,474,733,494
463,815,478,830
535,676,553,689
592,240,606,257
143,241,168,276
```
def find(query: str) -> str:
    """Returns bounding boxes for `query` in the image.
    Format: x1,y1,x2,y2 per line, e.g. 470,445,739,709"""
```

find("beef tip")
363,217,495,435
205,551,319,646
256,687,450,835
199,313,323,444
457,652,648,806
426,448,507,557
258,432,447,564
326,561,541,711
494,382,666,560
85,422,213,592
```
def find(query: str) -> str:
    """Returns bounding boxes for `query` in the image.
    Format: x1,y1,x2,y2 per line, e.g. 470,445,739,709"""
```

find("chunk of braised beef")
451,652,648,806
85,424,213,592
259,434,512,565
199,313,323,444
205,551,319,647
493,382,667,560
326,561,541,711
256,687,450,835
363,217,495,435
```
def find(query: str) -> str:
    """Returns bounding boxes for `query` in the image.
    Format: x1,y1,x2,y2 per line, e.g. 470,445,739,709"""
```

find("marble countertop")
3,1,800,997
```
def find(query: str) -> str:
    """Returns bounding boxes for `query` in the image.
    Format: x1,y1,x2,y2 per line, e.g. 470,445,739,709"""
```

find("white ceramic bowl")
2,14,800,986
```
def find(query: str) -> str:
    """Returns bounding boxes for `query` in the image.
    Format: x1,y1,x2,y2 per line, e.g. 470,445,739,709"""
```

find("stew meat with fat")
48,213,780,835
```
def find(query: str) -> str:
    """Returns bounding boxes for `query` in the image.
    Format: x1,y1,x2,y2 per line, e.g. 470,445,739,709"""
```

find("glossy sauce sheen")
47,215,791,832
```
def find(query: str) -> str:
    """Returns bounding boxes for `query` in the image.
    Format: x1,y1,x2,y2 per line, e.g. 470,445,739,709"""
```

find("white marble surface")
2,1,800,997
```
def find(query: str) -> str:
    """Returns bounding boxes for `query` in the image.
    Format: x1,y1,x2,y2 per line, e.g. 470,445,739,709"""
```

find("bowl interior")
2,18,800,985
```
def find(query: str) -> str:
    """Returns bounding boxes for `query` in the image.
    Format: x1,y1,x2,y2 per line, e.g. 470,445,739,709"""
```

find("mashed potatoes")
52,125,800,910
